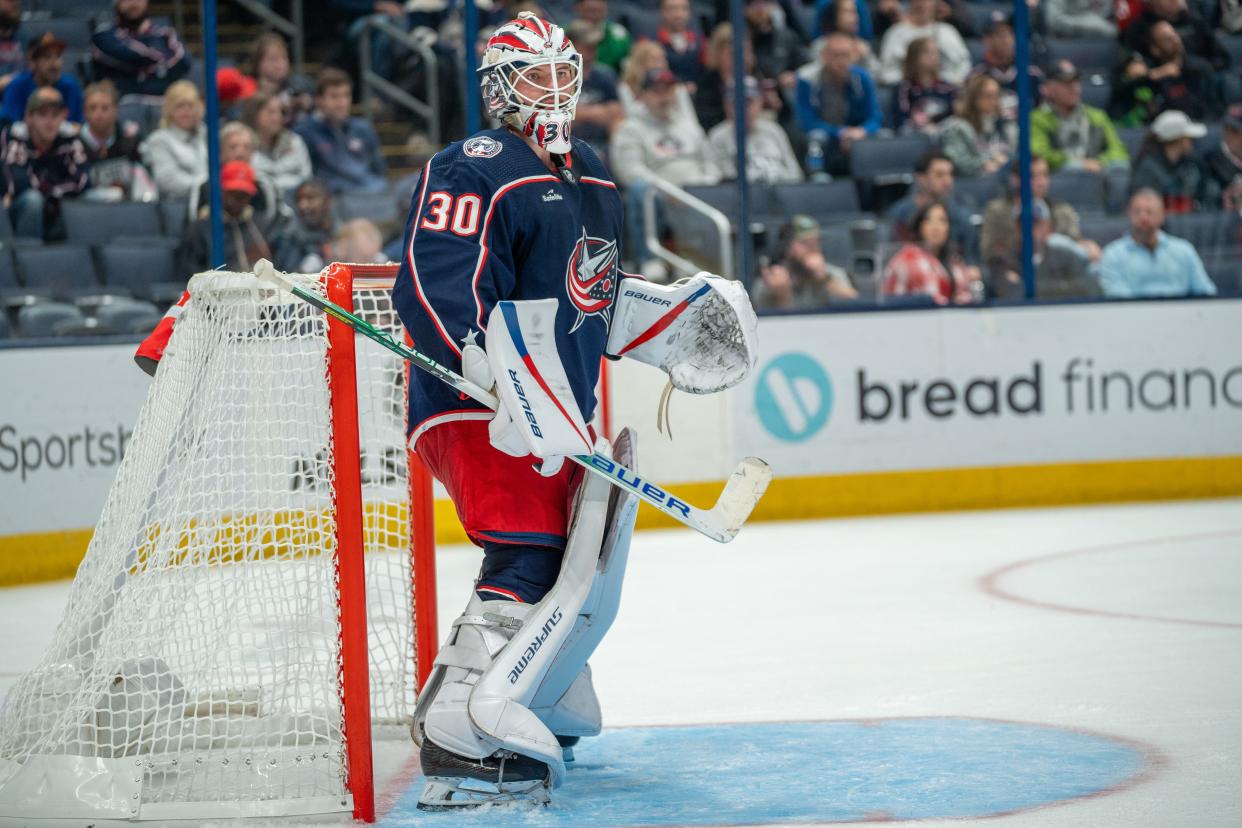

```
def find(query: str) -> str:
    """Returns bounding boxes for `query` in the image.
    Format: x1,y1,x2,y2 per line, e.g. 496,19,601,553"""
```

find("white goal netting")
0,268,421,822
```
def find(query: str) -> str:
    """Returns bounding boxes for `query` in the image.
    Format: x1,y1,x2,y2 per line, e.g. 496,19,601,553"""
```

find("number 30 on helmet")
479,12,583,155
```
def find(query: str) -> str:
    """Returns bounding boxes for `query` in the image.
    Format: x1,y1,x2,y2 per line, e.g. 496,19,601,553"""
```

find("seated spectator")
1031,60,1128,174
794,31,882,176
242,91,312,195
0,0,26,98
1120,0,1228,72
819,0,879,74
1,86,90,240
1110,22,1221,125
619,39,699,124
179,160,273,274
572,0,630,73
877,0,972,86
90,0,191,97
1045,0,1115,38
882,200,981,304
1130,110,1213,214
0,33,83,125
247,31,312,119
753,214,858,309
967,14,1043,122
294,68,386,195
1098,188,1216,297
890,36,957,135
938,74,1013,177
1203,104,1242,210
80,79,155,201
889,150,975,257
141,79,205,200
612,70,719,188
696,24,784,132
981,155,1099,266
272,178,337,273
566,21,623,155
331,218,387,264
648,0,704,84
708,76,803,183
193,121,283,225
745,0,807,97
985,199,1100,299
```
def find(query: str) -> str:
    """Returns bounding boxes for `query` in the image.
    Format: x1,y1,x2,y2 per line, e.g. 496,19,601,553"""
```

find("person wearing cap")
966,14,1043,123
1030,59,1128,174
876,0,971,85
140,79,206,200
1203,104,1242,210
90,0,190,98
0,32,83,126
178,159,274,274
794,31,882,176
753,214,858,309
1109,22,1221,125
565,20,623,155
1044,0,1115,39
191,121,284,227
293,67,386,195
984,199,1100,300
0,85,91,239
0,0,27,99
1098,188,1215,298
708,75,802,183
1130,110,1213,214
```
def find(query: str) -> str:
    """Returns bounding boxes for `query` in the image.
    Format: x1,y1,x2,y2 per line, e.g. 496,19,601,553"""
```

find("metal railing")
641,177,734,281
358,17,440,146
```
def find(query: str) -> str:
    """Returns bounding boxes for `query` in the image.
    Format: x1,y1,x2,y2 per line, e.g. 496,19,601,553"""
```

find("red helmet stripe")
488,33,538,52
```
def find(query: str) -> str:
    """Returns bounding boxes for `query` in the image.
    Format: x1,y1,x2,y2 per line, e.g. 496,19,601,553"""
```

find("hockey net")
0,263,435,823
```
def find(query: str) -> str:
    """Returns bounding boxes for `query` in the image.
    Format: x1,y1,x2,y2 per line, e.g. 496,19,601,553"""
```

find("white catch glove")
606,272,758,394
461,299,593,477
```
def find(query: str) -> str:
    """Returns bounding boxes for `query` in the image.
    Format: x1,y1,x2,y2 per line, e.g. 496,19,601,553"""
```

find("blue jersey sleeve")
392,152,517,367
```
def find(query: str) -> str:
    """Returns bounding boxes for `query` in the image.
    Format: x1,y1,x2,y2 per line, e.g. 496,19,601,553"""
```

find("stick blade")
704,456,772,543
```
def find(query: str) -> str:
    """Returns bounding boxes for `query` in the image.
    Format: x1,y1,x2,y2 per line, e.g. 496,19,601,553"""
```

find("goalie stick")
253,260,771,543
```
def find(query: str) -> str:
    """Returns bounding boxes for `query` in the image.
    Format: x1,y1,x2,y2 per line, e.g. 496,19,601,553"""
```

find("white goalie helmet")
479,12,582,155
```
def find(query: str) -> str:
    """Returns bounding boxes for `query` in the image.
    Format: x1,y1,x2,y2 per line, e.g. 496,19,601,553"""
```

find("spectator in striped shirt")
90,0,191,97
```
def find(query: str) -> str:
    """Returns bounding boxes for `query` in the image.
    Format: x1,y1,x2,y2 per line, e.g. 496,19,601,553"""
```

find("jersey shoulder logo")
565,228,619,333
463,136,503,158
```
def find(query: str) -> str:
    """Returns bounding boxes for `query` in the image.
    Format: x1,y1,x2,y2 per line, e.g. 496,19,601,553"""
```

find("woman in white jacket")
140,80,207,201
241,90,312,195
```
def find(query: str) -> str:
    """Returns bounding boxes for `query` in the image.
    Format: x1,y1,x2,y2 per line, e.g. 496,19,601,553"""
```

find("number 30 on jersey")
421,192,482,236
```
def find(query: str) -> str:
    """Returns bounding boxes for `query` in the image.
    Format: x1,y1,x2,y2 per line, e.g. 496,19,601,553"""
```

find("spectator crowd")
0,0,1236,338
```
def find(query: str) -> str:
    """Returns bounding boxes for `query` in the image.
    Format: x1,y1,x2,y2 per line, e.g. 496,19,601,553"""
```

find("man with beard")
0,32,82,125
0,0,25,98
90,0,191,97
1109,21,1221,124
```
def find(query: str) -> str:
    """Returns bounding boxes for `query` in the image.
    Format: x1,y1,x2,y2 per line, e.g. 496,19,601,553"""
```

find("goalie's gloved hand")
462,342,564,476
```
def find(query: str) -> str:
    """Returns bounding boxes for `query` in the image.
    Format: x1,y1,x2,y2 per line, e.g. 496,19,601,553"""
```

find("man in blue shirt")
1098,188,1216,298
0,0,26,98
794,31,881,176
0,32,83,125
293,67,386,194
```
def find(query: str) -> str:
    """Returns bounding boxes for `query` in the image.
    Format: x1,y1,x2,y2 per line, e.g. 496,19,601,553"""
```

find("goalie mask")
480,13,582,155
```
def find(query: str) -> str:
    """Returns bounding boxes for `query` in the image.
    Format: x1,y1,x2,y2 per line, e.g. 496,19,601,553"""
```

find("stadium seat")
28,0,113,14
1116,127,1146,160
851,135,931,183
26,17,93,50
99,243,180,301
620,6,661,39
954,176,1002,211
1077,215,1129,247
159,197,191,239
0,246,15,290
95,298,163,334
0,312,8,338
1165,211,1237,255
1225,36,1242,70
17,302,85,337
1080,79,1111,111
337,189,401,227
1045,38,1119,73
684,184,776,219
878,293,937,309
1194,123,1222,156
772,180,861,216
14,244,105,299
1048,171,1105,213
118,95,163,136
61,200,163,246
1204,258,1239,296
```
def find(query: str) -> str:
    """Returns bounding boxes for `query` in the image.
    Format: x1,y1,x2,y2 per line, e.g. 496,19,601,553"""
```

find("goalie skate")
417,740,551,810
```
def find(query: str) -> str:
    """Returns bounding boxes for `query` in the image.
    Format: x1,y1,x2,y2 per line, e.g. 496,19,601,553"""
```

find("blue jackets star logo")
564,228,618,333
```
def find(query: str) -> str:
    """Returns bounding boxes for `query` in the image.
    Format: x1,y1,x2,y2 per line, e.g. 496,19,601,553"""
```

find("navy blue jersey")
392,128,627,444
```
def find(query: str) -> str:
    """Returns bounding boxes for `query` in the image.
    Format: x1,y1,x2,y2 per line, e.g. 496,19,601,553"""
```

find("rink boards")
1,297,1240,584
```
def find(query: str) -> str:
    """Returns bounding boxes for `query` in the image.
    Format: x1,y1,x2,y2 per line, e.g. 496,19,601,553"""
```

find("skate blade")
416,776,551,811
